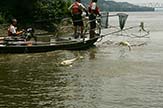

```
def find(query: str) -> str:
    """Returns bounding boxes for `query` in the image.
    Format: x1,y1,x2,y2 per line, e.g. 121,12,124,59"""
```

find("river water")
0,12,163,108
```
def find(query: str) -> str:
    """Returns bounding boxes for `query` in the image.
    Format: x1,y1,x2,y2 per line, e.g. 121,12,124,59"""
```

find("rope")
100,26,139,38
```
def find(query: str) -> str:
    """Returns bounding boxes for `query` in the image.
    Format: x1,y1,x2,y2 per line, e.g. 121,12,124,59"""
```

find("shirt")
8,25,17,34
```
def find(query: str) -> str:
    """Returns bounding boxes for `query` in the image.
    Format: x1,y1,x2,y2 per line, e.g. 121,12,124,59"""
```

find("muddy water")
0,12,163,108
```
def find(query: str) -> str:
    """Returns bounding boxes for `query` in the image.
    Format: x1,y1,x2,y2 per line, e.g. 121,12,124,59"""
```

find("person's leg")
73,14,78,38
80,21,84,37
80,26,83,36
78,15,84,38
90,29,95,39
89,14,96,39
90,21,96,39
74,26,79,39
74,26,77,35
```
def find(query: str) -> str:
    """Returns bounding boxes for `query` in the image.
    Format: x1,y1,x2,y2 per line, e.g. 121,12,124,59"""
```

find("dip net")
99,13,150,50
117,13,128,30
100,12,109,28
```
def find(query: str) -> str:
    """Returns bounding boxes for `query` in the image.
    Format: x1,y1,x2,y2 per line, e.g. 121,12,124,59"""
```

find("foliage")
0,14,5,24
0,0,154,28
0,0,72,24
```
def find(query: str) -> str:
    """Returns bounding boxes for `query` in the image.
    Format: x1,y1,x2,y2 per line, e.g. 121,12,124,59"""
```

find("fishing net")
100,12,109,28
97,13,150,51
117,13,128,30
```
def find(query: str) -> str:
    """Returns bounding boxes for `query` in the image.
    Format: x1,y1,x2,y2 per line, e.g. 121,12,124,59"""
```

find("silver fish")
60,56,84,66
119,41,131,51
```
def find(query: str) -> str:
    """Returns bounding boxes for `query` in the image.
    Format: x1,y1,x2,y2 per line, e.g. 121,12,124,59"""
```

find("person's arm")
9,26,23,36
80,3,89,16
68,4,73,10
16,31,24,35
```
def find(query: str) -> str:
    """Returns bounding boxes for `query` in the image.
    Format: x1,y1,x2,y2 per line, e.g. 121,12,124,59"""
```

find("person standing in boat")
88,0,101,38
8,19,24,36
68,0,88,39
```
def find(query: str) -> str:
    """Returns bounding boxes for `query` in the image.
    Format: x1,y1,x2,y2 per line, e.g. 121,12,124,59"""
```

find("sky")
113,0,163,4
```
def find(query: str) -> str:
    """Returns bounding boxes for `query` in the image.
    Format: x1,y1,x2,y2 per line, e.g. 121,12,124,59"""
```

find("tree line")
0,0,72,24
0,0,154,25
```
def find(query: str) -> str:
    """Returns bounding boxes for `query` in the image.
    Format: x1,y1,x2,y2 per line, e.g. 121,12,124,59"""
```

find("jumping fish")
60,56,84,66
119,41,131,51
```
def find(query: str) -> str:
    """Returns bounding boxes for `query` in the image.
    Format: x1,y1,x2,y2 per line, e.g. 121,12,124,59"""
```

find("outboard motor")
24,27,37,41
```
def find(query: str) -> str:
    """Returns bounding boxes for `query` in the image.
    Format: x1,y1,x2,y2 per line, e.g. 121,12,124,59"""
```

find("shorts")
89,14,96,29
72,14,84,26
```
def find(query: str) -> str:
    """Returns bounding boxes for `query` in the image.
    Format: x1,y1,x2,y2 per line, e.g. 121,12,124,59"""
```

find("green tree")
0,0,71,24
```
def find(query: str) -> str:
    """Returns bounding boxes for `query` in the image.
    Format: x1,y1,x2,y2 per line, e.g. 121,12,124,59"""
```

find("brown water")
0,12,163,108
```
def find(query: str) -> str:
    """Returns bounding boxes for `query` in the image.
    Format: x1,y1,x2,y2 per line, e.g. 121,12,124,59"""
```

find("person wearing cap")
68,0,88,38
8,19,24,36
88,0,101,38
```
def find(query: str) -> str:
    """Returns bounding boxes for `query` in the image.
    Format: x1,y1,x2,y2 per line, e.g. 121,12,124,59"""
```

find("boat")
0,35,100,54
0,16,104,54
0,13,141,54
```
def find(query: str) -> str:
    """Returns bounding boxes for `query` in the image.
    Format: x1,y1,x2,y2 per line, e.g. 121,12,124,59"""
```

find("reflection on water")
1,12,163,108
0,49,100,108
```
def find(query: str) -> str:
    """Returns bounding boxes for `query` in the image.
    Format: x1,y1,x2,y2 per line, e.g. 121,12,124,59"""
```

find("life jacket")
88,2,100,15
72,2,82,14
8,26,13,36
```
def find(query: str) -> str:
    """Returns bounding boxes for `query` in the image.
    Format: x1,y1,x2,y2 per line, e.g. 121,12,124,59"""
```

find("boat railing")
56,13,110,41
